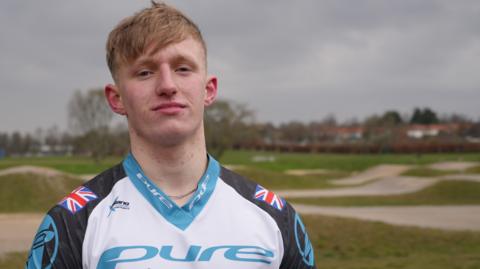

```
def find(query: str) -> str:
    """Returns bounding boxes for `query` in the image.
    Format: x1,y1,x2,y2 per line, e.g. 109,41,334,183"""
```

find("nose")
155,66,177,97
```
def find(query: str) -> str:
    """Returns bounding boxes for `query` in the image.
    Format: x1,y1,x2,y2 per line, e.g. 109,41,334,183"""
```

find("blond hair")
106,1,206,79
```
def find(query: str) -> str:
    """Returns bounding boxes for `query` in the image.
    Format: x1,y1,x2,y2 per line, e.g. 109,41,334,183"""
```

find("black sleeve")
25,164,125,269
25,206,87,269
278,203,316,269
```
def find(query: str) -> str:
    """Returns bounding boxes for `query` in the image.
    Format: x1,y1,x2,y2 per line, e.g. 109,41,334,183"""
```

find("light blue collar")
122,153,220,230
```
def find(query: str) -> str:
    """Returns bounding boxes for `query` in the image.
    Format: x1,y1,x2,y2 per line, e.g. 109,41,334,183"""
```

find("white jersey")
26,154,316,268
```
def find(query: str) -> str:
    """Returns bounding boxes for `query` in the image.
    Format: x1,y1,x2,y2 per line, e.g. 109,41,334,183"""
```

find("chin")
150,126,198,147
131,118,203,147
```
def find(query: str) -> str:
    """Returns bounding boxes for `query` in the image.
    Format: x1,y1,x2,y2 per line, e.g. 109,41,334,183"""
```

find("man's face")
105,37,217,146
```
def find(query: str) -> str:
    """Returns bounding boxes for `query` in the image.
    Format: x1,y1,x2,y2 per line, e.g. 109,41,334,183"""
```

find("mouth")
152,102,187,115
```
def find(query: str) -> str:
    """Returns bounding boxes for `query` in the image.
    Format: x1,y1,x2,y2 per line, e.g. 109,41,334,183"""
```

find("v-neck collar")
122,152,220,230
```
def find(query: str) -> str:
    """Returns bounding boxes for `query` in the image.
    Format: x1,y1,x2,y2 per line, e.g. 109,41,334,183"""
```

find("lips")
152,102,186,115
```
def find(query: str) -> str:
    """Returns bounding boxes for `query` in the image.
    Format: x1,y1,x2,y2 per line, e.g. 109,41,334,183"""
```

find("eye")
137,69,153,78
176,65,192,73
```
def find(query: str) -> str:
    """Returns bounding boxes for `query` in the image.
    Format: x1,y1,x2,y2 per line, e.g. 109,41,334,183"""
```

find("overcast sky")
1,0,479,133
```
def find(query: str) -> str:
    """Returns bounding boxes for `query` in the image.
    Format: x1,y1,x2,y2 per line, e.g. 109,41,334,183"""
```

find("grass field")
220,150,480,172
229,166,348,189
2,215,480,269
304,215,480,269
0,156,120,174
290,180,480,206
1,151,480,174
1,152,480,268
467,165,480,174
2,151,480,191
0,173,83,212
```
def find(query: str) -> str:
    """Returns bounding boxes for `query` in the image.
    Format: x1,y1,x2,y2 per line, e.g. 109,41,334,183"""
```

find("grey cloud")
1,0,479,132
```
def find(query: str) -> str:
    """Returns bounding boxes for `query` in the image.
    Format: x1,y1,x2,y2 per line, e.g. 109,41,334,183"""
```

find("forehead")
138,37,206,66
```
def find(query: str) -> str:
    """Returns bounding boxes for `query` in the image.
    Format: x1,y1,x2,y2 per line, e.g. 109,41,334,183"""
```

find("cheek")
122,93,146,116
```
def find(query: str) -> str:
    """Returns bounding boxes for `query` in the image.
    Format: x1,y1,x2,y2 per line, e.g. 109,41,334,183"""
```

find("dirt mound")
0,165,66,177
429,162,479,171
0,213,43,256
278,176,437,198
284,169,331,176
330,165,411,185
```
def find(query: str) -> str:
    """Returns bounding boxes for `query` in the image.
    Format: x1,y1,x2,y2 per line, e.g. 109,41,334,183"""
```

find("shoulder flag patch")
58,186,98,214
254,185,285,211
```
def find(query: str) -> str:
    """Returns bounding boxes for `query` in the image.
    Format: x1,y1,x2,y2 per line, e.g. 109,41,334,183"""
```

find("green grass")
0,156,121,175
401,167,458,177
304,214,480,269
0,173,84,212
3,215,480,269
290,180,480,206
2,151,479,175
220,150,480,172
0,252,27,269
231,167,347,190
467,166,480,174
1,152,479,268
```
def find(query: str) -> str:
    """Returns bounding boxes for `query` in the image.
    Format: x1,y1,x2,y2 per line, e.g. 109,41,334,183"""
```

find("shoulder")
219,166,288,217
52,163,126,217
25,163,127,268
218,166,293,247
219,165,317,269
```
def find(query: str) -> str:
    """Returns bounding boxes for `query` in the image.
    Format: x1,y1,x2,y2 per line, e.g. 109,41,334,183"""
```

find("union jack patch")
58,186,98,214
254,185,285,211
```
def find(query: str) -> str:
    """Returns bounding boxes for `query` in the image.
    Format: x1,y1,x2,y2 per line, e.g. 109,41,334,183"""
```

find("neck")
129,129,208,205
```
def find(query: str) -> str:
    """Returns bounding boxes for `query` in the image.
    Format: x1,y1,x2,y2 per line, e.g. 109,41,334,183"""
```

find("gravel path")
440,174,480,182
277,176,438,198
0,213,43,256
293,204,480,231
330,164,411,185
429,161,479,171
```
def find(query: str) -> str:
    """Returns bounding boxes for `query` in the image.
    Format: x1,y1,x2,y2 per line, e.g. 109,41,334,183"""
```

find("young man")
26,2,316,268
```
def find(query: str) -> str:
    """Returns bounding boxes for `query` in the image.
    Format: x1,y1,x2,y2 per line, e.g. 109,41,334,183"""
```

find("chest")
82,181,283,268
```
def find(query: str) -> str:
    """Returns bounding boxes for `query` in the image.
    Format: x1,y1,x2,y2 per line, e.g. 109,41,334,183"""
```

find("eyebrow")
171,55,199,70
133,54,200,70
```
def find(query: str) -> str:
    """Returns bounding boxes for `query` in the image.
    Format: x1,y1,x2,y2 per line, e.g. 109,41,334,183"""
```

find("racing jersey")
26,154,316,268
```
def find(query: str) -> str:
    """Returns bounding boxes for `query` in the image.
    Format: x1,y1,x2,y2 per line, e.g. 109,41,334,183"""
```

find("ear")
204,75,218,107
104,84,127,115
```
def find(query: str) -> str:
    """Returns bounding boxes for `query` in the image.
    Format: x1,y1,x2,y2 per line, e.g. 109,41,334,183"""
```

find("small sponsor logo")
108,197,130,217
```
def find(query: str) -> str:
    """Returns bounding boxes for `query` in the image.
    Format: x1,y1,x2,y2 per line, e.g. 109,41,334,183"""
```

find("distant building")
405,124,459,139
38,144,73,156
312,126,364,142
334,127,364,140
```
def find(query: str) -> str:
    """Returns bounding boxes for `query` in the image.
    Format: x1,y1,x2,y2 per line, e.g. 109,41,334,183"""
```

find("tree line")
1,88,479,160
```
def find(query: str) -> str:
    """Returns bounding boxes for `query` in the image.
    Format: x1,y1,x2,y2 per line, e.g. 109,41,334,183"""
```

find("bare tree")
204,99,257,158
68,88,114,162
68,88,113,135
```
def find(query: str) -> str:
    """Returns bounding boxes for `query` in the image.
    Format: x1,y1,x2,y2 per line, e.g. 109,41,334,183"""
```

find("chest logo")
98,245,274,267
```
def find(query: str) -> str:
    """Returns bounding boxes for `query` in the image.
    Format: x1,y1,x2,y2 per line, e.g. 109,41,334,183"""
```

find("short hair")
106,1,206,80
